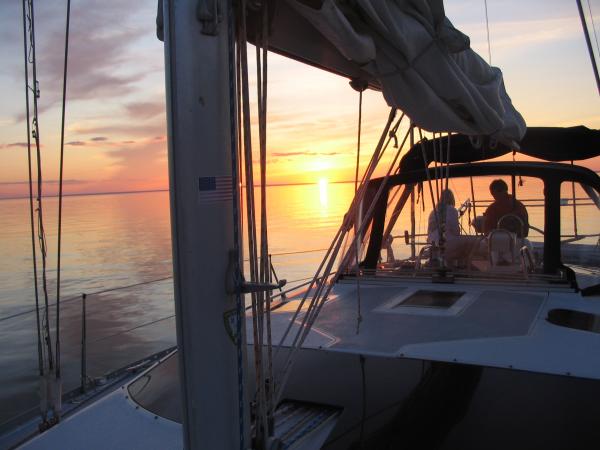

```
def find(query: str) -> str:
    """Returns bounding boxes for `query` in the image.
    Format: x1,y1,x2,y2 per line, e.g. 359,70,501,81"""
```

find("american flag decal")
198,176,233,203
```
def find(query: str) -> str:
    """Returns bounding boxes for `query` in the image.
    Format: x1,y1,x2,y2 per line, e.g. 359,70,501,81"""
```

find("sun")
318,178,328,206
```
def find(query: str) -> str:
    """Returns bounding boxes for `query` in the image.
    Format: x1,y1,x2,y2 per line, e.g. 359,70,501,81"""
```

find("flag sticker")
198,176,233,203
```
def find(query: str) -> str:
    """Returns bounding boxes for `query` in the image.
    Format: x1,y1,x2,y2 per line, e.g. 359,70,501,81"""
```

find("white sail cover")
287,0,526,147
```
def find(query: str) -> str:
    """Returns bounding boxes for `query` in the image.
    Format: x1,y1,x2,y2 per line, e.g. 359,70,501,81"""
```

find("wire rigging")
578,0,600,94
55,0,71,384
21,0,59,426
226,1,246,447
484,0,492,64
587,0,600,61
21,0,44,387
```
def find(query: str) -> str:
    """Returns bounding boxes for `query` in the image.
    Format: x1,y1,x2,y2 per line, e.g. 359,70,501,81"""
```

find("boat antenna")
577,0,600,94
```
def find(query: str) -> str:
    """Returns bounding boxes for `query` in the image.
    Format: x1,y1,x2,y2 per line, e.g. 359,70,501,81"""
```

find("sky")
0,0,599,199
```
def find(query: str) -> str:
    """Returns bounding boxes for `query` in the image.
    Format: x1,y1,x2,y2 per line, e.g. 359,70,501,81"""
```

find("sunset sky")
0,0,599,199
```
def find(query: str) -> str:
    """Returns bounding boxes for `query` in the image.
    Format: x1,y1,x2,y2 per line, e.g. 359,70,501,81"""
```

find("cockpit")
346,162,600,287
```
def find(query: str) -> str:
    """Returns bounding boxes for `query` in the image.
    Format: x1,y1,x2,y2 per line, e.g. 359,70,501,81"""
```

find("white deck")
20,387,182,450
258,279,600,381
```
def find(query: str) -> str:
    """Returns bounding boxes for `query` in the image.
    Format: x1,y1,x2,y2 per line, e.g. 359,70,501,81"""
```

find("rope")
256,0,275,437
31,0,54,372
23,0,55,384
274,112,411,406
272,109,398,401
272,109,399,361
588,0,600,59
470,175,478,219
267,247,328,257
571,161,579,238
445,132,451,192
226,0,245,446
55,0,71,382
239,2,269,444
484,0,492,64
21,0,43,382
354,89,364,193
417,130,440,244
353,85,365,333
578,0,600,93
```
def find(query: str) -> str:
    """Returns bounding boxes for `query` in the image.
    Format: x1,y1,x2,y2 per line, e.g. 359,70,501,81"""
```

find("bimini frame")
361,161,600,275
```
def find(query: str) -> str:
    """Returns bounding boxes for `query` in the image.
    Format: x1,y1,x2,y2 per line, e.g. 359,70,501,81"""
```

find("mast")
161,0,246,448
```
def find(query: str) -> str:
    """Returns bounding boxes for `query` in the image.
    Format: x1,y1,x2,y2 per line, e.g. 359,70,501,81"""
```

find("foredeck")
259,279,600,381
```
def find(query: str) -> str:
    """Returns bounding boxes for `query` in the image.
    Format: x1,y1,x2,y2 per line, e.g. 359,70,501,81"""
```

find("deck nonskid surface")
260,280,600,380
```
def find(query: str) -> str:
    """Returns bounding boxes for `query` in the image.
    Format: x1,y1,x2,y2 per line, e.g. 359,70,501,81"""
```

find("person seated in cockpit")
482,179,529,237
427,189,478,265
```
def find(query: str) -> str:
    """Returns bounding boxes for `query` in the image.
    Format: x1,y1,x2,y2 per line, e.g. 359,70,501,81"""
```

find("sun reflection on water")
319,178,328,207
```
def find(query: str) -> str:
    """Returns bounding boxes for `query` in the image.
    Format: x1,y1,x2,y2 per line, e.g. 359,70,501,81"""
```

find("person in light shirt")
427,189,477,265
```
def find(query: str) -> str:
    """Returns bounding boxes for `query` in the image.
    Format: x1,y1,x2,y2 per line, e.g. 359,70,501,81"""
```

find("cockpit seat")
488,229,516,266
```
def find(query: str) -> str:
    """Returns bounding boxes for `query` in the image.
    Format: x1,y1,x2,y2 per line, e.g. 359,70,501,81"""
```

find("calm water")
0,179,598,426
0,183,355,425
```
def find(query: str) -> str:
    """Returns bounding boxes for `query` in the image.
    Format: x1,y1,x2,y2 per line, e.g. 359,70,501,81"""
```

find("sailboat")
4,0,600,449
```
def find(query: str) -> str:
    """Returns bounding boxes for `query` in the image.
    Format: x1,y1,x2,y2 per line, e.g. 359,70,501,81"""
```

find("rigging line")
276,109,399,350
418,129,440,241
55,0,71,381
571,161,579,237
239,2,266,442
484,0,492,64
410,125,416,259
21,0,44,380
355,89,363,193
258,1,275,435
289,113,405,347
269,272,337,302
445,133,451,192
284,122,412,385
226,0,245,446
312,114,405,306
470,175,478,219
267,247,328,257
432,132,439,203
28,0,54,372
577,0,600,94
587,0,600,62
353,87,365,334
273,109,398,391
274,123,410,405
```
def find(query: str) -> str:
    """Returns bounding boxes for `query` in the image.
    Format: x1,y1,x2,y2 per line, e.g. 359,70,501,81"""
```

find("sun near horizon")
1,0,599,200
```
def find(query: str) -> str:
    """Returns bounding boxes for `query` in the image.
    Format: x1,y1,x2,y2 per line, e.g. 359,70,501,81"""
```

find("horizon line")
0,180,356,201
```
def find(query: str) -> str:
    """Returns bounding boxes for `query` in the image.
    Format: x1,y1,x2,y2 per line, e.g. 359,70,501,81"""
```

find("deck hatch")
396,290,465,308
547,308,600,334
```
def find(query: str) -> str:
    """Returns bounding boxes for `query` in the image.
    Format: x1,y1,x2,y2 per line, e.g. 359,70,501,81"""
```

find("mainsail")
249,0,526,146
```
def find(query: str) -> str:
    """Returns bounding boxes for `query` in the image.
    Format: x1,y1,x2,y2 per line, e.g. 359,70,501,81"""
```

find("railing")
0,247,330,427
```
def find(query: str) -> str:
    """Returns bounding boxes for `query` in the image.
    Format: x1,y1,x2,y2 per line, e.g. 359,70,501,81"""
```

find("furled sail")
253,0,526,146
